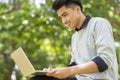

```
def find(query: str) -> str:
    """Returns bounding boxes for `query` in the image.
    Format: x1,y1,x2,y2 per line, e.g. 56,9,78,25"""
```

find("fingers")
43,68,59,78
43,67,56,76
47,69,57,75
43,68,47,71
47,68,64,79
43,67,52,71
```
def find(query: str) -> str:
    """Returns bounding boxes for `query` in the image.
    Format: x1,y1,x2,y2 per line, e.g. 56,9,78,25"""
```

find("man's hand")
44,61,99,79
46,67,72,79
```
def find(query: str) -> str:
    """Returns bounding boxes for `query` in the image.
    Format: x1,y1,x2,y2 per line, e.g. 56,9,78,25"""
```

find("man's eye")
63,14,67,17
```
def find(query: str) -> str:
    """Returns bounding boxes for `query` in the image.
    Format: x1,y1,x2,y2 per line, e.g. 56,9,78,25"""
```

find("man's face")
57,5,80,30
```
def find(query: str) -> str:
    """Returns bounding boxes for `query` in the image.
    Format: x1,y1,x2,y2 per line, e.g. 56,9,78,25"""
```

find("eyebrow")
60,12,67,17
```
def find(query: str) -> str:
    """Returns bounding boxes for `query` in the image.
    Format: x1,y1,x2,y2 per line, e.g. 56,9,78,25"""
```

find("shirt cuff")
92,56,108,72
68,62,77,66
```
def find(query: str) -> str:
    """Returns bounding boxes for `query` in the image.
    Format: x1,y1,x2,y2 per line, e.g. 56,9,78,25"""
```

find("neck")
76,13,86,30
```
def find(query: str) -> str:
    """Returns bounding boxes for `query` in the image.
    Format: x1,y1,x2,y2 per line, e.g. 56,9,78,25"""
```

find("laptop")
10,47,47,77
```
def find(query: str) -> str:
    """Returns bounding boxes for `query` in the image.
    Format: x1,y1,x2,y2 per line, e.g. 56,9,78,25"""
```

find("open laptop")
10,47,47,76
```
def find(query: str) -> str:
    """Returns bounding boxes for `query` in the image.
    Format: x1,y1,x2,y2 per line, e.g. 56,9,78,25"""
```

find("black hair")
52,0,83,12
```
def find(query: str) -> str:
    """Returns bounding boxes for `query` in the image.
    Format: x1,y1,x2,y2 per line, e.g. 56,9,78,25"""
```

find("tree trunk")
1,51,14,80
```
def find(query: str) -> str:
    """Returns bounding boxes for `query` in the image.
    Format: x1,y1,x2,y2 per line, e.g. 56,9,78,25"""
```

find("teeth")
67,23,69,26
68,23,70,26
65,24,69,27
65,22,70,27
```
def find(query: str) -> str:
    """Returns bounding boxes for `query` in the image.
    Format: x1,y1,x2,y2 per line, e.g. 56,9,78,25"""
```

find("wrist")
68,66,79,76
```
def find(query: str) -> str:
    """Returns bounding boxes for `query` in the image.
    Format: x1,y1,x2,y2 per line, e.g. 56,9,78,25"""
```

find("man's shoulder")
90,17,109,23
88,17,111,29
89,16,112,33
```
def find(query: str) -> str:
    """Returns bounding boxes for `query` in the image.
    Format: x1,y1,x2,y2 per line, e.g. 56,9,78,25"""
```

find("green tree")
0,0,120,80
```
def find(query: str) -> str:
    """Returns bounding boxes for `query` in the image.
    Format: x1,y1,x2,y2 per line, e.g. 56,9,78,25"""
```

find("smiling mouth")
67,23,70,27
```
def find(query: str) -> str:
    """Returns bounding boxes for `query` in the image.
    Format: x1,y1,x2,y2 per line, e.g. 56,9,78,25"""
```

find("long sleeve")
93,18,116,70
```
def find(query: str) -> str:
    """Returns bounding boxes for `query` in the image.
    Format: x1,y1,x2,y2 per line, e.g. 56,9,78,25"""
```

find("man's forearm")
68,61,99,76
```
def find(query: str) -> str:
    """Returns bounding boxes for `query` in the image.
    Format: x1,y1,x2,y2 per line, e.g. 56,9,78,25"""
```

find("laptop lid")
11,47,37,76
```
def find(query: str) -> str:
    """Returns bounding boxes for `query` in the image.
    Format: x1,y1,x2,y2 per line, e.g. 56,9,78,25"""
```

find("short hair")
52,0,83,12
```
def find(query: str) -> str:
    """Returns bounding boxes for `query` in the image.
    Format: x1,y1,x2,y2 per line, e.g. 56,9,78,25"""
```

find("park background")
0,0,120,80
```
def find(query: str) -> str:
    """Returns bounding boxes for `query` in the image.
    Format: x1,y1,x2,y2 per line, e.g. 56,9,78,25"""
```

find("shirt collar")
75,15,91,31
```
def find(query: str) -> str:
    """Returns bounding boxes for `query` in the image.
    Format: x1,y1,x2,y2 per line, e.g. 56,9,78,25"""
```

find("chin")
69,25,74,29
69,27,74,30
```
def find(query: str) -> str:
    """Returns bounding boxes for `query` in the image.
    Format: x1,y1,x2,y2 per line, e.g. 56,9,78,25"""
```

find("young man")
30,0,118,80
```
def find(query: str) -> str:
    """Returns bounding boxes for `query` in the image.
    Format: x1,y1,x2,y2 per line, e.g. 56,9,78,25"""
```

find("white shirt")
71,17,118,80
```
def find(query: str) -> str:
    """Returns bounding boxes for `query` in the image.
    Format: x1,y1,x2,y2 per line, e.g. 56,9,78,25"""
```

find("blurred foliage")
0,0,120,80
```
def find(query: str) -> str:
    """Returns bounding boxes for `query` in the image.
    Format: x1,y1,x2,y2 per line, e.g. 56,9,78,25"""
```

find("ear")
76,6,81,13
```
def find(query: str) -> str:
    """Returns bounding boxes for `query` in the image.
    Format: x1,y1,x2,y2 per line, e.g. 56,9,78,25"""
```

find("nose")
62,18,67,25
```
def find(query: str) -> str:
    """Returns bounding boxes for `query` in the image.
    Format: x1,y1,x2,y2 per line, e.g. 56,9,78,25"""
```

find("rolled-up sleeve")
93,18,115,71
